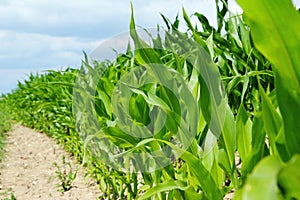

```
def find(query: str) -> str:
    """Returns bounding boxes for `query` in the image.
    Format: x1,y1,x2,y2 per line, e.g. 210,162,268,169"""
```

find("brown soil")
0,124,102,200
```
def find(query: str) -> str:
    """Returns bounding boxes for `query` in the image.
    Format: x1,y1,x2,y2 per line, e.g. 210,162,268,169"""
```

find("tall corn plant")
73,52,140,199
161,2,275,182
127,0,300,198
234,0,300,199
75,3,245,199
73,9,231,199
129,11,225,200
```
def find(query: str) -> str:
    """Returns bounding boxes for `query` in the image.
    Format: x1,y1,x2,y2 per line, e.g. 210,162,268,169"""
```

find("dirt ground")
0,124,102,200
0,124,238,200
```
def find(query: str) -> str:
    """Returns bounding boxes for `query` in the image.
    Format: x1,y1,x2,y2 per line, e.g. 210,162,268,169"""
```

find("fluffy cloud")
0,0,219,39
0,0,130,38
8,0,300,94
0,30,103,68
0,29,104,94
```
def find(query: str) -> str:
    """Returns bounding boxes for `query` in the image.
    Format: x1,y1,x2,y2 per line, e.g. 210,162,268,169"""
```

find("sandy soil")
0,124,102,200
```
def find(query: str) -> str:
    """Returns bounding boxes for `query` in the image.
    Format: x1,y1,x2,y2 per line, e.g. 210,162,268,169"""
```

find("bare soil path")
0,124,102,200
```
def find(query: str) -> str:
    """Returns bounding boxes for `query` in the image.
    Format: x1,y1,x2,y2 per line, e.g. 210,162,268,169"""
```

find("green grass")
0,0,299,199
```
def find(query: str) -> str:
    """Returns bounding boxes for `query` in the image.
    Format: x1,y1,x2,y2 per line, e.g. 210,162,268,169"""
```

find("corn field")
0,0,300,199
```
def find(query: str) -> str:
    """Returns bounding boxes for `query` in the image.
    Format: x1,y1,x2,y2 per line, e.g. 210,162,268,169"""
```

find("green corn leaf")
235,156,283,200
96,90,112,117
228,14,243,48
158,140,223,200
259,85,290,161
182,7,195,32
238,18,252,56
160,14,171,30
226,76,244,95
198,74,212,125
219,104,236,171
236,104,252,162
103,127,139,146
183,187,204,200
240,112,267,177
130,4,162,65
277,154,300,199
217,149,231,173
215,0,228,33
139,180,188,200
129,93,151,125
194,12,215,32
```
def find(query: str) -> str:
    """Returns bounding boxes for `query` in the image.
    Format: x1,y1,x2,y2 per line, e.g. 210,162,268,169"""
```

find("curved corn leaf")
158,140,223,200
236,104,252,161
235,156,283,200
139,180,202,200
278,154,300,199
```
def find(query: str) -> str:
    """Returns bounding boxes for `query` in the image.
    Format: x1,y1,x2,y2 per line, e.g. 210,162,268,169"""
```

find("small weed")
53,155,78,192
5,192,16,200
1,190,16,200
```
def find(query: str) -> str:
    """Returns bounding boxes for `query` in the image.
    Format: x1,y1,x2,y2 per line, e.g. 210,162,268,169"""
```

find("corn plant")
234,0,300,199
53,155,78,192
2,192,17,200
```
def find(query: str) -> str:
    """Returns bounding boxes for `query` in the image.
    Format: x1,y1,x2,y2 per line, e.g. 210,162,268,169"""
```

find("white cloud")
0,0,243,95
0,30,104,68
0,0,129,39
0,0,218,38
0,29,107,95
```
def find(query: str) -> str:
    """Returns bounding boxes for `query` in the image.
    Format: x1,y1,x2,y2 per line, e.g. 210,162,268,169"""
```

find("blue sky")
0,0,298,95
